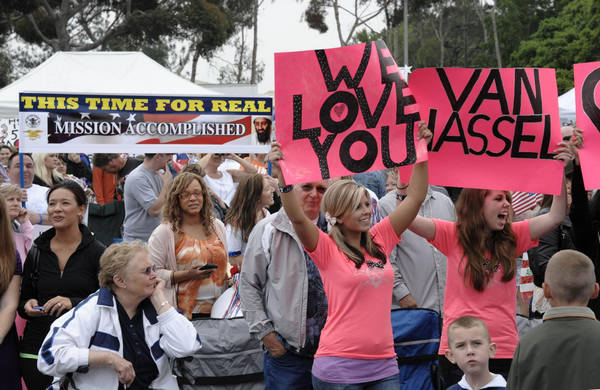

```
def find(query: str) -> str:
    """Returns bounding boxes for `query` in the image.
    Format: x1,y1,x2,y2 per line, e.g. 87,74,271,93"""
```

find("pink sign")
274,41,428,184
409,67,564,194
574,62,600,190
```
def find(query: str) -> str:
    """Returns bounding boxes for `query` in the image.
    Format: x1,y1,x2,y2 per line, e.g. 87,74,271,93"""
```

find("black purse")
28,244,41,298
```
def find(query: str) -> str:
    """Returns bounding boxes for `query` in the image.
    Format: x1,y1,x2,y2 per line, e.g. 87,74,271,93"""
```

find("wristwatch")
278,184,294,193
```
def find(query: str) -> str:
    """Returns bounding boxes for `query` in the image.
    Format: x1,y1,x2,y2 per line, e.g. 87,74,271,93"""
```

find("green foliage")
0,50,12,88
0,0,238,84
510,0,600,93
180,0,234,58
304,0,329,33
496,0,558,65
355,1,498,69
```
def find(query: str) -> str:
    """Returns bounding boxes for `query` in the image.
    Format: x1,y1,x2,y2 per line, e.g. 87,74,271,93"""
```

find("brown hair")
181,163,206,177
456,189,516,291
0,195,16,294
224,173,266,243
92,153,120,168
322,180,386,268
162,172,214,235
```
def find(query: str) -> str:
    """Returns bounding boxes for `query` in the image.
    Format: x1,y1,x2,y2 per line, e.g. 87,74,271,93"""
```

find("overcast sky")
194,0,387,94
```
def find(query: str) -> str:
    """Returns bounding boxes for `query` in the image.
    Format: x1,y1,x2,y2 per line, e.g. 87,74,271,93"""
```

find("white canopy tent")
558,88,576,125
0,51,221,119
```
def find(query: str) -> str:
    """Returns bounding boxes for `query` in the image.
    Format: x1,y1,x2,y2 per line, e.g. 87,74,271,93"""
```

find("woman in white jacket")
37,241,201,389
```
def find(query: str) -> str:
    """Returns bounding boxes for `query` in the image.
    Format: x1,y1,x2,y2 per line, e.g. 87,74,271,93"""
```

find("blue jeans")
312,373,400,390
264,350,314,390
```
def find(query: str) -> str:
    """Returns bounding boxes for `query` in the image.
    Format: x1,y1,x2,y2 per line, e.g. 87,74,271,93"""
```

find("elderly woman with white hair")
37,241,202,389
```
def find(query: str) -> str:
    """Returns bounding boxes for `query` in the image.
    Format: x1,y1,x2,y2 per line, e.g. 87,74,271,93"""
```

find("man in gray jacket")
241,180,329,389
379,177,455,313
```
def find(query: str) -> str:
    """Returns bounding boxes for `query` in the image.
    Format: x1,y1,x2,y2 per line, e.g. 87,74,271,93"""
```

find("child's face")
446,325,496,377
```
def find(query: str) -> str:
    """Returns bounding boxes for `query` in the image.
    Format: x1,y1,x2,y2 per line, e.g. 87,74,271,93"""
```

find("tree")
215,0,265,85
178,0,235,82
217,29,264,84
495,0,564,67
303,0,385,46
1,0,178,52
510,0,600,93
0,0,237,83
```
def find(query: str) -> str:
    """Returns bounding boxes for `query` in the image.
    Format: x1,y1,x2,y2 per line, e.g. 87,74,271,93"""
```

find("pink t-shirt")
306,216,400,359
430,219,537,358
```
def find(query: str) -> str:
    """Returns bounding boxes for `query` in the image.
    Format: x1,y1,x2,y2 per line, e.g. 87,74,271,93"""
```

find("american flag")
171,153,190,172
511,191,543,216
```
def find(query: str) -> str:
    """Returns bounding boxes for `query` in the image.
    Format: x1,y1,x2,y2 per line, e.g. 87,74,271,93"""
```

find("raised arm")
392,122,433,238
388,160,428,237
528,141,570,240
227,153,258,177
268,143,319,252
408,215,437,241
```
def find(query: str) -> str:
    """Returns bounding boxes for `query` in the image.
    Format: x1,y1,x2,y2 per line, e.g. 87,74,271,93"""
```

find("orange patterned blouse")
175,232,228,318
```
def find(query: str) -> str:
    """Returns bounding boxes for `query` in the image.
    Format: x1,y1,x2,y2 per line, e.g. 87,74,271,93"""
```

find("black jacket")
527,213,575,288
18,224,105,354
569,163,600,317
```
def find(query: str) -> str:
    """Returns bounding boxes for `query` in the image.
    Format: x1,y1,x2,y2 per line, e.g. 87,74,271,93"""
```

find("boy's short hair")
545,249,596,305
447,315,491,346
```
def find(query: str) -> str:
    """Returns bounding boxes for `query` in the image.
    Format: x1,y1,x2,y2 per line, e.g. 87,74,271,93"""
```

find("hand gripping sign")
409,67,564,194
274,40,428,184
574,61,600,190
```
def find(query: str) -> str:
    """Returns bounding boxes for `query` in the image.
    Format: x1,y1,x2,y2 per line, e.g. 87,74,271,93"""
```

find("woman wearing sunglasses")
148,172,229,319
37,241,201,389
18,180,105,390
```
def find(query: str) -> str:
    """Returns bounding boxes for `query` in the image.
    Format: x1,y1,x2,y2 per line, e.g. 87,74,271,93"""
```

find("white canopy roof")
558,88,575,125
0,51,220,119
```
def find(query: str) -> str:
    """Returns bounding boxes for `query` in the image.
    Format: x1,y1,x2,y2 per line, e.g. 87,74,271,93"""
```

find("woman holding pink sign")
408,142,573,386
268,123,430,389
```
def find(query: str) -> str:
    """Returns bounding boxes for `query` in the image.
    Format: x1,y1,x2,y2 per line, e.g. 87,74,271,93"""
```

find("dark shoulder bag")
28,244,41,299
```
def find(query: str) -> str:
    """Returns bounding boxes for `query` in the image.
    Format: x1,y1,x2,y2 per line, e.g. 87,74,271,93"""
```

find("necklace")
482,258,500,273
366,260,384,269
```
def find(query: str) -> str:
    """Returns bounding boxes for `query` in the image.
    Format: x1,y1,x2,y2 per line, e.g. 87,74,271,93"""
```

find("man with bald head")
507,249,600,389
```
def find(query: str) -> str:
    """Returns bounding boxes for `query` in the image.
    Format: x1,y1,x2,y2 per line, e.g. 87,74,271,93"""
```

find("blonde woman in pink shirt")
408,147,571,386
268,125,430,389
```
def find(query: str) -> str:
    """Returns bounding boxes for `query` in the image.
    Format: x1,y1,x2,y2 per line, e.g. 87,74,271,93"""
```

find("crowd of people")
0,124,599,390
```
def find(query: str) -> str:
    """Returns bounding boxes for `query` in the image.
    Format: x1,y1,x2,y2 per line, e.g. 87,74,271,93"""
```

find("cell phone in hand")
33,306,44,310
198,263,218,270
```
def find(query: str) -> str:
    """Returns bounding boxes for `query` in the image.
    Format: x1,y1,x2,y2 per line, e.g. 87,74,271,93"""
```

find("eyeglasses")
300,184,327,194
179,191,203,200
141,265,156,276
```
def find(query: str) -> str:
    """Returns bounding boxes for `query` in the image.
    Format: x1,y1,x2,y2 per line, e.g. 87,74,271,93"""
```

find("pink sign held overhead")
574,61,600,190
274,40,428,184
409,67,564,194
